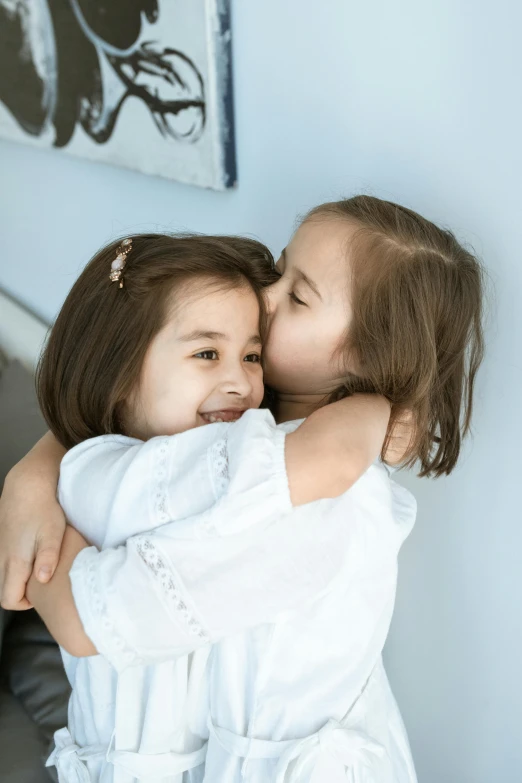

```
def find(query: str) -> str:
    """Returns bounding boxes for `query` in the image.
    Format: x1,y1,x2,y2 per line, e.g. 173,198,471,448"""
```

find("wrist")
4,461,30,491
5,458,56,498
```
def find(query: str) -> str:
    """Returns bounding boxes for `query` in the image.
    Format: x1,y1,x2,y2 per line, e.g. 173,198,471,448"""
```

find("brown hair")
37,234,275,448
305,195,486,477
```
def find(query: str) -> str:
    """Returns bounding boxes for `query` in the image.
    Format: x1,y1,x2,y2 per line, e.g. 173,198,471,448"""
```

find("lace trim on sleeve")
73,548,144,668
208,437,229,498
133,536,210,642
153,437,173,524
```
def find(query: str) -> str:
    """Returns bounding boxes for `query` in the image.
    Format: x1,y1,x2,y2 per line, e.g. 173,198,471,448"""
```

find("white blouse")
49,409,418,783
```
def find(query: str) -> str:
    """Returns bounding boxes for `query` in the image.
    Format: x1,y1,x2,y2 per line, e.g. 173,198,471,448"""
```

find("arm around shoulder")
0,432,68,610
26,525,97,657
285,394,391,505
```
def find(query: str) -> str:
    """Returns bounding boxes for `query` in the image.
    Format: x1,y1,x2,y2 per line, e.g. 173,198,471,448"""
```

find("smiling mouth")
200,410,246,424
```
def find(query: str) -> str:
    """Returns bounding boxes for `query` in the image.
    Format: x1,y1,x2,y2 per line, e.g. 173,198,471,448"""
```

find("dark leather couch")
0,357,71,781
0,608,70,782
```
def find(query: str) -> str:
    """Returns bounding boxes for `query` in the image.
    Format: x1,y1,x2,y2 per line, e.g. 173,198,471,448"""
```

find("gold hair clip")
109,238,133,288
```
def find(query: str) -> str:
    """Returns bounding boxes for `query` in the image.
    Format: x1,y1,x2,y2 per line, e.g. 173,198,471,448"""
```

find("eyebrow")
179,330,262,346
282,248,322,301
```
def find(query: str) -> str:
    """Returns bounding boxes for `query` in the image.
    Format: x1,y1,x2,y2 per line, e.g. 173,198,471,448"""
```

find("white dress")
49,409,417,783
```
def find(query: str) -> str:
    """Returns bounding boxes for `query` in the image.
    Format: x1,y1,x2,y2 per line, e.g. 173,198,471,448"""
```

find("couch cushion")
0,346,7,373
0,688,54,782
0,610,70,746
0,359,48,489
0,359,64,781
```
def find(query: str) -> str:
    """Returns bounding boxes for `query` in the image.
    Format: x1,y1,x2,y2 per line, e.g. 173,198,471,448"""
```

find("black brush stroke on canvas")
0,0,207,149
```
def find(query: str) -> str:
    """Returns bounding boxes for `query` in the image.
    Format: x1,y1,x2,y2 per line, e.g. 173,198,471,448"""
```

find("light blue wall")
1,2,520,780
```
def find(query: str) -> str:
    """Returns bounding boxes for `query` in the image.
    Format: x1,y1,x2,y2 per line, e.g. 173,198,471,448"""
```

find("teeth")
201,411,244,424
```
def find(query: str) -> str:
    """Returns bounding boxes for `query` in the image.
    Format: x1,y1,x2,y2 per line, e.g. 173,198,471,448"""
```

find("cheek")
264,309,348,392
119,382,155,439
252,368,265,407
265,313,300,359
147,385,199,436
267,313,324,363
264,315,319,385
138,366,195,432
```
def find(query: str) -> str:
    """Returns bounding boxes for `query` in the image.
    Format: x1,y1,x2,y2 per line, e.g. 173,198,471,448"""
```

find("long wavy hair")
305,196,486,477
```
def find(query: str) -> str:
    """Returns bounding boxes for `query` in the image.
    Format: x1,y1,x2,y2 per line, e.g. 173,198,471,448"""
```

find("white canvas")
0,0,236,190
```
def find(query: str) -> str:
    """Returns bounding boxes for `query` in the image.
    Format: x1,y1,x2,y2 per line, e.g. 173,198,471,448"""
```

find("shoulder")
225,409,288,489
59,425,230,513
225,409,305,450
59,434,142,477
200,411,295,533
59,434,146,501
58,436,143,539
60,424,231,475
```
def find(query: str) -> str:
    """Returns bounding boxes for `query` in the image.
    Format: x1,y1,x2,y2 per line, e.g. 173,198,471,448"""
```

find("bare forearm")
285,394,390,505
0,433,69,609
7,431,65,489
318,394,391,465
26,526,97,657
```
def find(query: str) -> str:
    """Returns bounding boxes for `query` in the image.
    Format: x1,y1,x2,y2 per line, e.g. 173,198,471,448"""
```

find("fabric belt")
47,726,207,782
207,714,387,783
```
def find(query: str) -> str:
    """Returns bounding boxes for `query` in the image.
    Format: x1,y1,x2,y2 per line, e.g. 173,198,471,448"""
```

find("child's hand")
0,433,66,610
26,525,96,657
383,410,414,466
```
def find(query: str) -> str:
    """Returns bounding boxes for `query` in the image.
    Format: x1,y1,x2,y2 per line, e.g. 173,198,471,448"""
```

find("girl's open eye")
194,350,218,360
244,353,261,363
289,292,307,307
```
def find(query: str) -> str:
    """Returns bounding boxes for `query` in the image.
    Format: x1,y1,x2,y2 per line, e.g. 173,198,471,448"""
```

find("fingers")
0,557,33,610
33,536,63,583
0,534,64,608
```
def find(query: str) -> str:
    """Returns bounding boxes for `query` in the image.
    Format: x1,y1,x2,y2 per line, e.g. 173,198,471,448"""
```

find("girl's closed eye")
289,291,307,307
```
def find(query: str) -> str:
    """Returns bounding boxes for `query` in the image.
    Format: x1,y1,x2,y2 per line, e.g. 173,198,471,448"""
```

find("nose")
220,359,255,399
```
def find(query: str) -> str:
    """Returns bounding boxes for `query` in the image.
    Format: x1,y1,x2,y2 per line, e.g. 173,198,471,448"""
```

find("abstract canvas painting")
0,0,236,189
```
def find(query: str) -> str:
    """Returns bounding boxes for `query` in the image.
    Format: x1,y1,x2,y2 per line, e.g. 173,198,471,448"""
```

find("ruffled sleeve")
69,410,416,672
203,409,293,535
68,411,341,671
69,488,344,671
58,423,232,549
